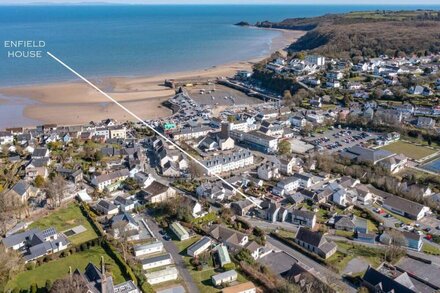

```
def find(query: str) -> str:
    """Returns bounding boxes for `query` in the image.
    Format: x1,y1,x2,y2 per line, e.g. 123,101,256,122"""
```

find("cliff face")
254,10,440,58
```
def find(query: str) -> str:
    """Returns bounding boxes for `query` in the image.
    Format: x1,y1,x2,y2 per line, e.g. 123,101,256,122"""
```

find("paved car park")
417,216,440,236
304,128,378,153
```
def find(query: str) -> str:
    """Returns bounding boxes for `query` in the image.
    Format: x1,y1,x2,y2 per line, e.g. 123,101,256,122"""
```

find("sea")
1,4,440,87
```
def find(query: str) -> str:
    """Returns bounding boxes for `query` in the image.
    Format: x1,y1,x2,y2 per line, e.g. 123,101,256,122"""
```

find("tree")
278,140,291,155
34,175,45,188
188,160,204,179
44,174,67,208
383,229,407,262
50,275,89,293
45,280,53,292
0,245,24,292
30,283,38,293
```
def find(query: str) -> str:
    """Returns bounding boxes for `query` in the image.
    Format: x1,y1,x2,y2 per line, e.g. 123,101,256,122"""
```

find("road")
267,236,357,293
143,212,200,293
327,235,440,266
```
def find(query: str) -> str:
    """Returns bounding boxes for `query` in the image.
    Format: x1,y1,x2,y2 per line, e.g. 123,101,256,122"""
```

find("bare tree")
188,160,204,179
383,229,407,262
45,174,67,208
110,221,130,262
50,274,89,293
0,244,24,292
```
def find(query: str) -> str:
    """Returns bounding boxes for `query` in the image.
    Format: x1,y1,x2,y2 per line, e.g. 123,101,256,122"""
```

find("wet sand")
0,29,305,127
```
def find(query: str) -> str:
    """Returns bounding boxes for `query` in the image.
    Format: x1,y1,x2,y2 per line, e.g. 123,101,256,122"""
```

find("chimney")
101,256,107,293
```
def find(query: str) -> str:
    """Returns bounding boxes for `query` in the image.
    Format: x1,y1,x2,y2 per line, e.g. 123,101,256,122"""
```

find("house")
355,184,373,205
416,117,436,129
305,55,325,66
25,158,49,180
2,227,69,263
289,209,317,229
172,126,212,141
382,196,430,220
73,260,139,293
133,241,164,257
110,212,140,241
211,270,238,286
187,236,212,257
379,230,423,251
92,169,130,192
109,125,127,139
145,266,179,285
32,147,50,159
214,244,231,267
0,131,13,145
294,227,337,259
222,281,256,293
141,253,173,270
170,222,189,241
379,154,407,174
196,181,235,202
333,215,368,234
140,181,177,204
257,162,279,181
231,200,255,216
362,266,415,293
114,196,135,212
95,200,119,216
5,180,39,204
209,225,248,249
201,149,254,176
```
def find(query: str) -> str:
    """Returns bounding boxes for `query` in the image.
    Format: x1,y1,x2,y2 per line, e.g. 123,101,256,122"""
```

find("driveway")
143,212,200,293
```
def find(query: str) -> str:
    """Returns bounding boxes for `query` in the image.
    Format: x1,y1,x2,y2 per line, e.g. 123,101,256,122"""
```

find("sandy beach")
0,29,305,127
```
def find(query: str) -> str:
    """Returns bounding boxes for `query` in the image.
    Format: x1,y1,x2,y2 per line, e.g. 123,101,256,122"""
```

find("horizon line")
1,2,440,6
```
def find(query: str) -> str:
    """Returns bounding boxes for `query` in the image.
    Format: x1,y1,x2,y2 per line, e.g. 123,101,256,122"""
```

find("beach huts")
212,270,238,286
134,241,164,257
141,253,173,270
170,222,189,241
187,236,212,257
145,266,179,285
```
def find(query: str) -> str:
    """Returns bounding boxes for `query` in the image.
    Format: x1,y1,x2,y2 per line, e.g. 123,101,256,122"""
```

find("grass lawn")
335,230,354,238
6,245,125,291
327,241,384,273
29,203,99,245
422,243,440,256
380,141,437,160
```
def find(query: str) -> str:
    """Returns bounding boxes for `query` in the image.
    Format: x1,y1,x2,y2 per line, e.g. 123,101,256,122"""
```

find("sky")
1,0,440,4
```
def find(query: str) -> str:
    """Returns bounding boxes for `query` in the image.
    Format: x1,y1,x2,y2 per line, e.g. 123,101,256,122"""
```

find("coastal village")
2,17,440,293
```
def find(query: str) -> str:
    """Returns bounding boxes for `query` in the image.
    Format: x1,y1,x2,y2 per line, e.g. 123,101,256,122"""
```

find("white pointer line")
46,51,262,209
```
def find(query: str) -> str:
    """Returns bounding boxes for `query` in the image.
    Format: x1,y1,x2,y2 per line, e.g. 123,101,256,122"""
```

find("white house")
134,241,164,257
187,236,212,257
211,270,238,286
145,266,179,285
141,254,173,270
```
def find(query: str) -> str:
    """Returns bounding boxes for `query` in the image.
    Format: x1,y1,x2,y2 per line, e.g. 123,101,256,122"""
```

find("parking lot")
304,128,378,153
417,216,440,236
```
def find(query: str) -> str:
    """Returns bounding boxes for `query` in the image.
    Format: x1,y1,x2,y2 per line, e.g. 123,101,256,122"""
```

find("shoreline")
0,29,305,129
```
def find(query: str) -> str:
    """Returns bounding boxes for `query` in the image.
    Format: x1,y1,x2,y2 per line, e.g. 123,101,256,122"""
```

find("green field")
380,141,437,160
6,245,125,291
29,204,99,245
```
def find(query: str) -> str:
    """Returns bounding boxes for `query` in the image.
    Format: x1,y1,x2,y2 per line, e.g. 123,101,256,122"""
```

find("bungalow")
170,222,189,241
95,200,119,216
416,117,436,129
333,215,368,234
294,227,337,259
379,230,423,252
382,196,430,220
141,253,173,270
25,158,49,180
362,266,416,293
145,266,179,285
211,270,238,286
187,236,212,257
214,244,231,267
134,241,164,257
